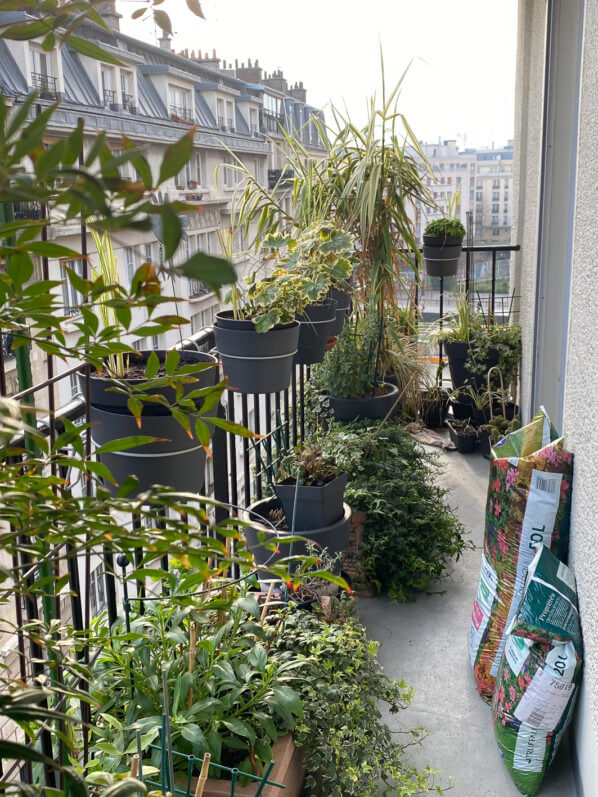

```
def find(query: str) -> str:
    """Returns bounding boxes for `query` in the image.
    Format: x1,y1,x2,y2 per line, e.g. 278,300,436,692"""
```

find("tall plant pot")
444,341,473,394
422,234,463,277
325,382,399,422
83,350,218,496
244,498,351,581
328,287,352,337
420,391,449,427
274,471,347,530
295,299,337,365
214,311,299,394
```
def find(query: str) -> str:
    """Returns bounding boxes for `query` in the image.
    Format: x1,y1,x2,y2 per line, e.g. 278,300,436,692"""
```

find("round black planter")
423,234,463,278
328,287,352,337
444,340,472,393
420,392,449,428
214,311,300,394
82,350,218,496
274,471,347,530
244,498,351,581
451,398,473,421
295,299,337,365
324,382,399,422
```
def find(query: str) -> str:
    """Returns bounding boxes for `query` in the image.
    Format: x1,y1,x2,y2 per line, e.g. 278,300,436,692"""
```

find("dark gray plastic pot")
295,299,337,365
328,287,352,337
214,311,299,394
244,498,351,581
274,471,347,530
82,350,218,496
444,340,473,394
324,382,399,421
423,234,463,278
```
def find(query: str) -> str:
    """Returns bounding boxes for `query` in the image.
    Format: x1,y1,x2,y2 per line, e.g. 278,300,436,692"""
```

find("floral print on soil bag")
492,545,582,796
468,409,573,701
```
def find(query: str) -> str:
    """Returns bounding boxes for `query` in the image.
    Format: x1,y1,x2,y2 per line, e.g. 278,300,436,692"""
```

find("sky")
116,0,518,150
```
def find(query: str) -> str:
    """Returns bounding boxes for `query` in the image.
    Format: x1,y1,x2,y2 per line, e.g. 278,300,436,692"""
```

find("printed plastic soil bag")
492,545,582,796
469,408,573,701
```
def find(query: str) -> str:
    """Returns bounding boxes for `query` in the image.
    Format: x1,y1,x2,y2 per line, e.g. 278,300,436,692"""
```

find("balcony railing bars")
121,92,135,111
169,105,192,121
103,88,116,106
189,278,209,297
31,72,58,97
0,187,519,786
12,201,42,221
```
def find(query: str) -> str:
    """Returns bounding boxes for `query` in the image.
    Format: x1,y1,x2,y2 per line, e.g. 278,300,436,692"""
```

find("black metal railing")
122,92,135,111
169,105,192,121
1,333,14,360
188,278,209,297
103,88,116,106
31,72,58,97
13,201,43,221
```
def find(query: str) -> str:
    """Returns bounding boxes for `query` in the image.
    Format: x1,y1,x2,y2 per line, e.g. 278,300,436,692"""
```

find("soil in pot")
325,382,399,422
214,311,300,394
294,299,337,365
83,350,218,496
447,420,478,453
274,471,347,530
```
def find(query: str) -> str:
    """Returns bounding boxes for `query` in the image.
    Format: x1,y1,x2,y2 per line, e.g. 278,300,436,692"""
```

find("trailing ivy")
320,420,469,601
269,606,445,796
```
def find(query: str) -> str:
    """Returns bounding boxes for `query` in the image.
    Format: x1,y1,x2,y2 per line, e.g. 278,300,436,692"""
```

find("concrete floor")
358,446,577,797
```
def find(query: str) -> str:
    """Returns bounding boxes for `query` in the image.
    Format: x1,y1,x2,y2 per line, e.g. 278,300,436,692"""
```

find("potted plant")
316,315,399,422
447,418,478,453
422,217,466,278
478,368,521,458
419,362,448,427
244,499,351,584
274,438,347,530
263,224,354,365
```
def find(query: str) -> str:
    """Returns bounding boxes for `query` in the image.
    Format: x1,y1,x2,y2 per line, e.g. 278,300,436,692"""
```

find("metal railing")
103,88,116,106
31,72,58,97
13,201,42,221
122,91,135,111
188,278,209,297
169,105,192,121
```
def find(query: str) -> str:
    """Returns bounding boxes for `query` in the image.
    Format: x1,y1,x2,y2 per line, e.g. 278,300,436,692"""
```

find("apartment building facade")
0,5,325,406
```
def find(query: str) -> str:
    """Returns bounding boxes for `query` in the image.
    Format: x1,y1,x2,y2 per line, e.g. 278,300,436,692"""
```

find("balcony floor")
358,445,577,796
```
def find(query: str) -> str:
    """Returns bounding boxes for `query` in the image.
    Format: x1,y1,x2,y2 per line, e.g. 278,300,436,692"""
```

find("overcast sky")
117,0,518,150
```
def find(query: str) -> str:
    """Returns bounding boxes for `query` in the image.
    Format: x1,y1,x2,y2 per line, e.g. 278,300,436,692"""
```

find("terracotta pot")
342,511,376,597
183,735,304,797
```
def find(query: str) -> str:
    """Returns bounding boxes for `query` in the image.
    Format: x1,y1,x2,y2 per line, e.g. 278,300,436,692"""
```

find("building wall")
514,1,598,792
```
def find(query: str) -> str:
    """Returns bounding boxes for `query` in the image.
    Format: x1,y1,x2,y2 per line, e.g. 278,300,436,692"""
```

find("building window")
121,70,134,111
169,85,191,120
124,247,136,282
503,216,508,226
69,372,81,399
101,67,115,106
254,158,263,184
492,203,499,213
31,48,57,96
250,107,258,135
492,227,500,236
476,191,482,201
492,191,499,201
201,307,214,328
492,179,500,189
217,98,225,128
112,149,131,180
89,564,106,619
144,243,154,265
191,312,202,334
61,259,85,316
226,101,234,130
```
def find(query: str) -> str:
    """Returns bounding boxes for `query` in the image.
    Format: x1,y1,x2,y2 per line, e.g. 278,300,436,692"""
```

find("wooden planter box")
183,735,304,797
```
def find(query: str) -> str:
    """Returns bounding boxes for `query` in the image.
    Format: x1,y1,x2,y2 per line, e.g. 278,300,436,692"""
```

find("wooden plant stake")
194,752,211,797
260,582,276,625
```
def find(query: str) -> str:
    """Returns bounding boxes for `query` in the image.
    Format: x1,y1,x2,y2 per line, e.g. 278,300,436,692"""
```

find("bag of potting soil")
469,408,573,701
492,545,582,796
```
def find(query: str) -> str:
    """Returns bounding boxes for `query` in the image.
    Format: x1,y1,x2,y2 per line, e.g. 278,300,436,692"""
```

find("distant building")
0,2,325,405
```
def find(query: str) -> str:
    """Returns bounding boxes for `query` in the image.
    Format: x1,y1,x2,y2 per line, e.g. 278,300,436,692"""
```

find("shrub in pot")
420,386,449,427
274,438,347,530
316,315,399,422
422,217,466,277
447,419,478,453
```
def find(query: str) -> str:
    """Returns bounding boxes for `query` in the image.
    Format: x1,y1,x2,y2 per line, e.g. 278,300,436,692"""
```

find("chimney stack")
289,80,307,102
159,33,171,50
98,0,121,31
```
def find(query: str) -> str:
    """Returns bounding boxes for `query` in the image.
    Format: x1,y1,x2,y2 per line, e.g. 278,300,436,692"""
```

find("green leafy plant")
88,589,303,780
277,438,340,486
466,320,522,389
320,420,469,600
269,608,445,795
316,314,384,399
423,218,466,238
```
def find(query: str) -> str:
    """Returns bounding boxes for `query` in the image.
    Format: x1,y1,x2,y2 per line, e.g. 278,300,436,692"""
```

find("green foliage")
317,315,382,399
269,608,444,796
466,321,522,388
231,222,354,333
278,438,340,486
89,591,302,779
320,420,469,600
423,218,466,238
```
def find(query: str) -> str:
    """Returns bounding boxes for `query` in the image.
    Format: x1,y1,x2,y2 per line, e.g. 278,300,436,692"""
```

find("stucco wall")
512,0,545,423
514,1,598,792
561,0,598,790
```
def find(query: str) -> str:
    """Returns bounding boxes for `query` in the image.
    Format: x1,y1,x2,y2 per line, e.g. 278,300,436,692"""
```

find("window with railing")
168,85,192,121
61,259,85,316
122,92,135,111
103,88,116,106
31,71,58,97
189,278,209,297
